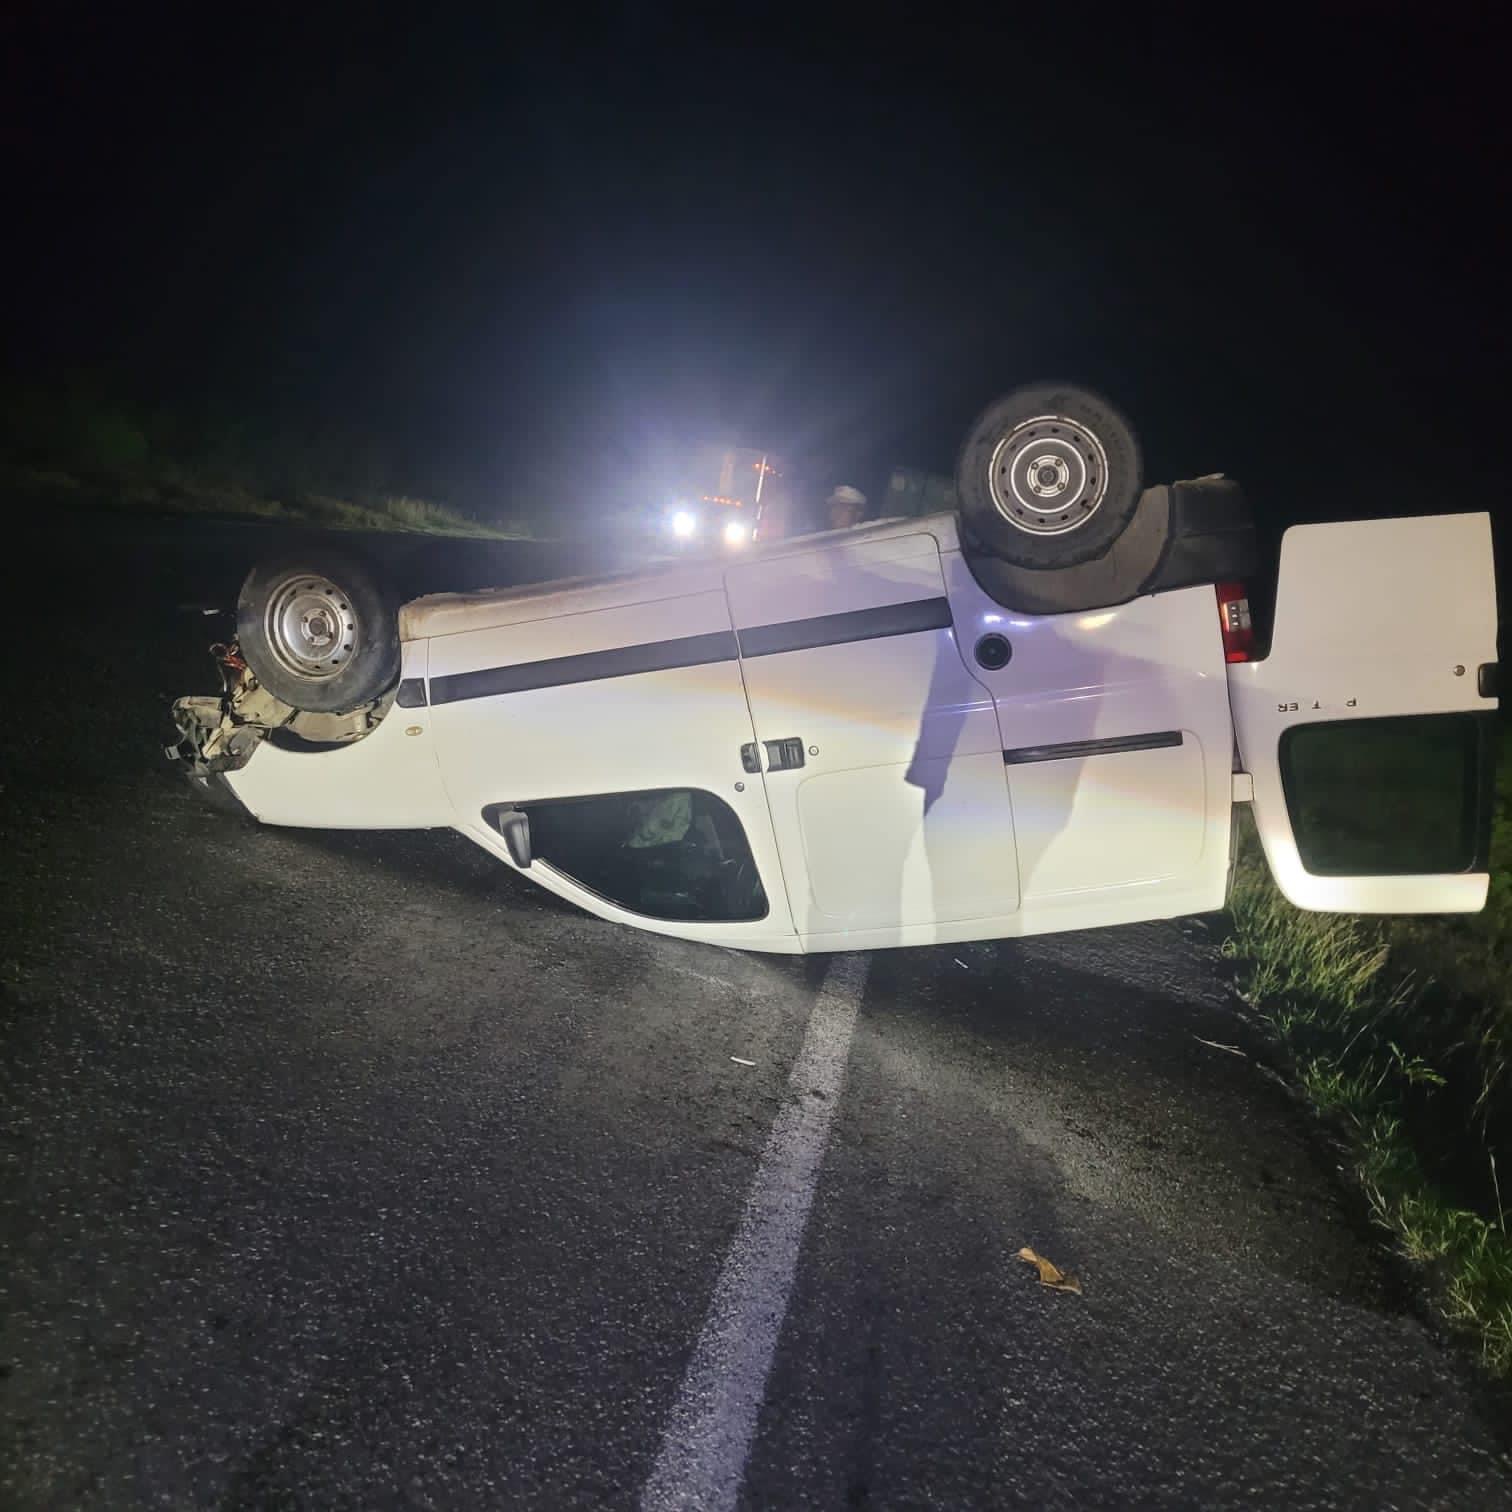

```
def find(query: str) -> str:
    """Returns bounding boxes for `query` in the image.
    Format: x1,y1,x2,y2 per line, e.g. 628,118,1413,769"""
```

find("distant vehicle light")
671,510,698,539
723,519,751,547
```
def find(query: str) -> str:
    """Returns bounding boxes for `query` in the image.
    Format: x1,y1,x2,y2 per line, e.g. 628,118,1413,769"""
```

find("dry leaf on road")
1016,1246,1083,1295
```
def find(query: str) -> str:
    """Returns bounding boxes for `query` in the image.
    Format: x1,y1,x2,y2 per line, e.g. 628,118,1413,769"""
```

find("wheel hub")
987,414,1110,537
302,609,336,646
1027,455,1071,498
265,575,359,680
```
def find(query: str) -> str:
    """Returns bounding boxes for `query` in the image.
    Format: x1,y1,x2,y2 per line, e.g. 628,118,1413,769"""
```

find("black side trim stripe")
395,677,428,708
426,597,954,707
430,629,739,706
1004,730,1184,765
737,596,952,658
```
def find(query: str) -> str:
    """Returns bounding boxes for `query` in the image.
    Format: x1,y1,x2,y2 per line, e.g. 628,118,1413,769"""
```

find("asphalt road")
2,515,1509,1509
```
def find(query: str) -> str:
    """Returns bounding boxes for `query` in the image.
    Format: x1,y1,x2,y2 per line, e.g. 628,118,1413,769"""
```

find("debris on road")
1193,1036,1247,1057
954,958,969,970
1016,1247,1083,1295
730,1056,755,1067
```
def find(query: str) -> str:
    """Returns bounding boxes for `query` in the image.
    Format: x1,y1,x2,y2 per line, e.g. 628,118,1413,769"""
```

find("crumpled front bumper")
177,759,255,816
164,692,265,815
165,693,267,776
165,648,395,821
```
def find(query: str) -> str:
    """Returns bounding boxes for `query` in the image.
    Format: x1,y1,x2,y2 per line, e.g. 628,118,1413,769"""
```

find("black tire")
236,552,400,714
1147,475,1260,590
959,485,1171,615
955,382,1143,568
960,476,1258,615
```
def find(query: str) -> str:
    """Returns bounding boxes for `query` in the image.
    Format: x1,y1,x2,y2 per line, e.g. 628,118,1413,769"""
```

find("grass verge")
1,381,548,539
1223,803,1512,1376
2,462,537,538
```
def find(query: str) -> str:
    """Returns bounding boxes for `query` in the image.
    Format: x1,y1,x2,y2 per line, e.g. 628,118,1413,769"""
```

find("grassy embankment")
1,381,535,538
6,462,526,537
1224,737,1512,1376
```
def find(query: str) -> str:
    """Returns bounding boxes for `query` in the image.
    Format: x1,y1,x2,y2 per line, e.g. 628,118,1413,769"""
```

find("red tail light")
1216,581,1254,663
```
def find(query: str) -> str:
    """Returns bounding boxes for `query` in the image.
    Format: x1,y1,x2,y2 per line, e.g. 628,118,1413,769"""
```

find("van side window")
1280,714,1490,876
521,788,769,922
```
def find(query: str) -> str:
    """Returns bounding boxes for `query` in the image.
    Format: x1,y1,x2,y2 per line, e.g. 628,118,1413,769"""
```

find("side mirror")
494,807,532,868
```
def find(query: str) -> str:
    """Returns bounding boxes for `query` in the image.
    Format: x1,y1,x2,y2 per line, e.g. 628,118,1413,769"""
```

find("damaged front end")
166,642,393,790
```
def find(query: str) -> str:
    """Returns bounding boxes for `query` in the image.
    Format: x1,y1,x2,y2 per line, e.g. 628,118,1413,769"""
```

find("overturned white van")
169,385,1499,954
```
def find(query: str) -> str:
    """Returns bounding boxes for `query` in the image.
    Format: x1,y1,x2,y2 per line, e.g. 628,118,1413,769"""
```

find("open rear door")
1229,513,1497,913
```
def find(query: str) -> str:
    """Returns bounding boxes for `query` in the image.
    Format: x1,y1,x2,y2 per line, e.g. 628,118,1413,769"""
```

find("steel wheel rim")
987,414,1111,537
263,574,359,681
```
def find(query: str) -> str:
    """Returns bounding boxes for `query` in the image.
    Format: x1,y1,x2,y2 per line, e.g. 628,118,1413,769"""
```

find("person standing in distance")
826,484,867,531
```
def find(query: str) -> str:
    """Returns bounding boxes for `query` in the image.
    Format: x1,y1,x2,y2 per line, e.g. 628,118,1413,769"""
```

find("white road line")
641,953,869,1512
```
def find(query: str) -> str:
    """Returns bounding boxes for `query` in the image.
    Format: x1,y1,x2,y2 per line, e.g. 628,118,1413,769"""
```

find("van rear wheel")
956,383,1143,568
236,553,399,713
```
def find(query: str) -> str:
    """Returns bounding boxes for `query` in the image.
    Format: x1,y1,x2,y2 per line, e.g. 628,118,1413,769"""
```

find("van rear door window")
1279,714,1491,876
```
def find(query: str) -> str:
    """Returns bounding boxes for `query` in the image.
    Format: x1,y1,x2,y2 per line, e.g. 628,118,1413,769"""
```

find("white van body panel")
942,554,1235,910
227,641,453,830
1229,513,1496,913
725,528,1021,943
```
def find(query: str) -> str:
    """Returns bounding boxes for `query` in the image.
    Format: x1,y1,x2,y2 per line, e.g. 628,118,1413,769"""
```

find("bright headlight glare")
723,519,750,547
671,510,698,539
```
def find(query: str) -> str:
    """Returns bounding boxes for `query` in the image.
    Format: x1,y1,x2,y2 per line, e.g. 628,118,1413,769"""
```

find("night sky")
5,5,1507,527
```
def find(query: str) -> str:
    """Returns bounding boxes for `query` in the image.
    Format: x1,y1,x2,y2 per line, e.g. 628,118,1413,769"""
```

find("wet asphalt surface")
2,515,1510,1509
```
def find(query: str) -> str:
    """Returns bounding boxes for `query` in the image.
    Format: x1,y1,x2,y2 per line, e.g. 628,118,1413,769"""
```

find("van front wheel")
236,553,400,714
